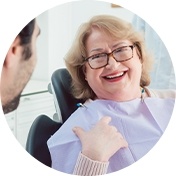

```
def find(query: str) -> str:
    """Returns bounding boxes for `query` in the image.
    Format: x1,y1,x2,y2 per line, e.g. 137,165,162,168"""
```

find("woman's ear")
4,36,22,68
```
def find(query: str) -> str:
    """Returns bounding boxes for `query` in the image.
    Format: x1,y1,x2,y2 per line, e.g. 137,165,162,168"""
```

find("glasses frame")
84,44,136,69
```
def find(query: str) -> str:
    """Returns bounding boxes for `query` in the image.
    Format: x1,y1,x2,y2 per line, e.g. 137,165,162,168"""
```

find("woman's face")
84,28,142,101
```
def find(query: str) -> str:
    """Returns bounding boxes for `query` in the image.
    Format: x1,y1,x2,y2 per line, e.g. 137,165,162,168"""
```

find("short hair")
65,15,153,100
18,19,36,60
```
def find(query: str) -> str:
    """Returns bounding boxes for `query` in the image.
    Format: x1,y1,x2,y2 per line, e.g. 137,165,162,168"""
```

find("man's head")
0,19,40,114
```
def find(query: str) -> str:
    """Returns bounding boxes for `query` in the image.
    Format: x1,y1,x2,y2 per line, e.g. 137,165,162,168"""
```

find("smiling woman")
64,15,153,101
47,15,175,175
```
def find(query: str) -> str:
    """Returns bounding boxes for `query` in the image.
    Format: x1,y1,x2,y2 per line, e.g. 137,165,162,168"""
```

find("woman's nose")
105,55,120,69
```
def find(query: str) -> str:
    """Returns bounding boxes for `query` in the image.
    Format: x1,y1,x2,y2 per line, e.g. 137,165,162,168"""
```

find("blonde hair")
65,15,153,100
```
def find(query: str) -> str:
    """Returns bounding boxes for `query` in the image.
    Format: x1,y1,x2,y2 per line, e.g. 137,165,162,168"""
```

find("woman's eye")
95,55,101,58
92,54,102,60
115,47,128,53
91,53,107,61
117,48,125,52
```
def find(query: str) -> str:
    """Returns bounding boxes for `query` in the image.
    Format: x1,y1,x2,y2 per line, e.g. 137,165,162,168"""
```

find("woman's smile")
102,71,127,82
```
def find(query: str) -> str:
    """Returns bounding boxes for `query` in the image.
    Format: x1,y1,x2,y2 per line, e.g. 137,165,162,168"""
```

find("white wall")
32,1,175,89
31,11,49,80
32,1,134,81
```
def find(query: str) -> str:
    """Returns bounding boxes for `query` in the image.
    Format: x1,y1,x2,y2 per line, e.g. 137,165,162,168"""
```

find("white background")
31,1,135,82
0,0,175,176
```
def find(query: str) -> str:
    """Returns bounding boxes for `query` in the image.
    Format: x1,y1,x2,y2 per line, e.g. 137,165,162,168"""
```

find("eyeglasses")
84,44,135,69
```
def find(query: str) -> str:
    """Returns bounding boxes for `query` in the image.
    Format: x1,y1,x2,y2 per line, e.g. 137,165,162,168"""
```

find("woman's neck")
97,87,146,102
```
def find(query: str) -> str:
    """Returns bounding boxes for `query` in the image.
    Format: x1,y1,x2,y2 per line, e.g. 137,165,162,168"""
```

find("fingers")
118,133,128,148
72,126,85,140
123,140,128,148
100,116,118,133
72,116,128,149
99,116,112,124
99,117,127,147
121,138,128,148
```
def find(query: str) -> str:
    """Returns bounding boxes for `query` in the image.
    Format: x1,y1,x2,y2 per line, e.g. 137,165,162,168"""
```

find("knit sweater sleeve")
73,152,109,176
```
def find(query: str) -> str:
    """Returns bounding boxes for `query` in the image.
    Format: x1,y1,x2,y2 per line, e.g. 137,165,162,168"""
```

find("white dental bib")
47,97,174,174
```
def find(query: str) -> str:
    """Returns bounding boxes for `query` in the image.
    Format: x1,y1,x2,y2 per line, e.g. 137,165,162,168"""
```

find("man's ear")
4,36,22,68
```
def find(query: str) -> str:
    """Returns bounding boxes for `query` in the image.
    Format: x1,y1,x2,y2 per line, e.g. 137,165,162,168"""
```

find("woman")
47,15,175,175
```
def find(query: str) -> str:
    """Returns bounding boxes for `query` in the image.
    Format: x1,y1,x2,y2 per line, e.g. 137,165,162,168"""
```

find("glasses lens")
113,46,132,61
89,54,107,68
87,46,133,69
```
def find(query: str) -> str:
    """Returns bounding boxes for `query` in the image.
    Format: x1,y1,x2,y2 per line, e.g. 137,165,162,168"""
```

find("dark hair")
18,19,36,60
18,19,35,45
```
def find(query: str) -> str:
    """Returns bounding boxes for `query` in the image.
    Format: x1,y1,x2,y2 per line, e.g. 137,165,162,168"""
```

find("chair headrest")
51,68,84,123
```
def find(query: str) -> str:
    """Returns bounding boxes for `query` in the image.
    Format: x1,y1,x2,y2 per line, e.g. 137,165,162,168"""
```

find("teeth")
106,72,124,79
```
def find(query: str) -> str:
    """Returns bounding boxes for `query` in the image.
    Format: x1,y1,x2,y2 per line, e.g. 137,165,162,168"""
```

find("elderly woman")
47,15,175,175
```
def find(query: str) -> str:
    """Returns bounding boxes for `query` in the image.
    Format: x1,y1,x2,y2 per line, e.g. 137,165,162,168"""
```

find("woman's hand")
72,116,128,162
